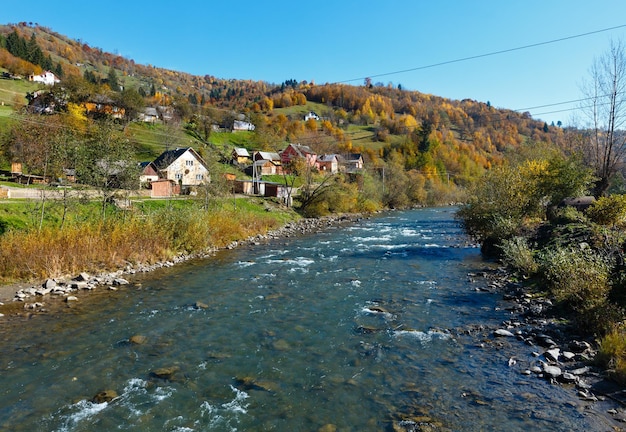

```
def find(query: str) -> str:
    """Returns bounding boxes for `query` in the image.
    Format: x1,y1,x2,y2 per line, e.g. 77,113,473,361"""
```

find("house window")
196,174,204,180
175,173,183,180
186,160,194,166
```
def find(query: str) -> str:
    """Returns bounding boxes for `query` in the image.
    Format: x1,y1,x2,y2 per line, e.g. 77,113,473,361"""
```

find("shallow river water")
0,208,617,431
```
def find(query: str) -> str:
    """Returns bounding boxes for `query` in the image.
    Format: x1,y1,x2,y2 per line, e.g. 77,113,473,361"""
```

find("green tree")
107,67,121,92
115,87,145,123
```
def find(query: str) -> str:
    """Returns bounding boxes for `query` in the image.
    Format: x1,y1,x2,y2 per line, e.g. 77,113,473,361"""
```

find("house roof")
255,151,281,161
153,147,208,170
143,107,159,116
318,154,339,162
233,147,250,157
286,143,315,156
342,153,363,162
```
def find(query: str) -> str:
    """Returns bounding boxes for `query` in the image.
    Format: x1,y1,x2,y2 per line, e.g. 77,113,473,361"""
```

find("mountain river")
0,207,618,431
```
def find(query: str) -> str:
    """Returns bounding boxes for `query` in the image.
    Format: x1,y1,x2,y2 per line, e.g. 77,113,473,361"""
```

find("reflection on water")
0,208,613,431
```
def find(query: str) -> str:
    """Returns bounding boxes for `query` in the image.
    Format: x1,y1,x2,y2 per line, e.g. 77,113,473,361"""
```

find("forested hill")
0,22,567,185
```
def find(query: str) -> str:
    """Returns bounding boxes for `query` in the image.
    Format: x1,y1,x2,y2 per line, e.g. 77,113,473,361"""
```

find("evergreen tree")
6,30,27,59
54,62,64,78
107,68,120,91
27,34,44,66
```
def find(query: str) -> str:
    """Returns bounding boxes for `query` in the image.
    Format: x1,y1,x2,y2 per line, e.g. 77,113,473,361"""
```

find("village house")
83,94,125,120
340,153,364,173
28,70,60,86
251,151,282,175
232,147,251,165
281,143,317,168
233,120,255,131
304,111,320,121
139,107,160,123
152,147,210,191
316,154,340,173
138,161,159,186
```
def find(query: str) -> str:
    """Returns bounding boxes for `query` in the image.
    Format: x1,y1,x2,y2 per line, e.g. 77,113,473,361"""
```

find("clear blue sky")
4,0,626,126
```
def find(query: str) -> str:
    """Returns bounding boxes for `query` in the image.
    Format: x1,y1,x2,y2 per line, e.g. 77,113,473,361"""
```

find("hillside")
0,22,569,193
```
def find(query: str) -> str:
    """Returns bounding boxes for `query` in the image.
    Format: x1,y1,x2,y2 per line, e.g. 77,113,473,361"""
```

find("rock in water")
543,364,562,379
494,329,515,337
129,335,147,345
92,389,118,403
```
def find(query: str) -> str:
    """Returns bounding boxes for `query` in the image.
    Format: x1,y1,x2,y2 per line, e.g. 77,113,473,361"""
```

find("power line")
338,24,626,84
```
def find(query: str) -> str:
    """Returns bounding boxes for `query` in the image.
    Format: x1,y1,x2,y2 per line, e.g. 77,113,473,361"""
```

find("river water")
0,208,615,431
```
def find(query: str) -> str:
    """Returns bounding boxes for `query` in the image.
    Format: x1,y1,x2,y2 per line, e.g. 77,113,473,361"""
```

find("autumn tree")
579,39,626,196
75,120,138,219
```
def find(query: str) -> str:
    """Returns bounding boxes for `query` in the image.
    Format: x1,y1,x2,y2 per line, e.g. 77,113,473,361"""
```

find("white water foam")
54,399,108,432
199,385,250,431
393,329,452,344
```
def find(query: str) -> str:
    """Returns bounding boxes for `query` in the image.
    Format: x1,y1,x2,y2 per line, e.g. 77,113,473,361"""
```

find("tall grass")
0,201,295,284
598,327,626,386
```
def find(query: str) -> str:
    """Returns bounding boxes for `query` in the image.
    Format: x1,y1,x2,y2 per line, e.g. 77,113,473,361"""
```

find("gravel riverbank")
0,214,360,306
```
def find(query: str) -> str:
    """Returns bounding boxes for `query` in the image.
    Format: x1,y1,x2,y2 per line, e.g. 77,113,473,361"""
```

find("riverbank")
470,266,626,429
0,213,361,308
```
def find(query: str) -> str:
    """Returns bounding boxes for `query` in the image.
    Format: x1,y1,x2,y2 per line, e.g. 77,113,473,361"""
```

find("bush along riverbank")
456,156,626,394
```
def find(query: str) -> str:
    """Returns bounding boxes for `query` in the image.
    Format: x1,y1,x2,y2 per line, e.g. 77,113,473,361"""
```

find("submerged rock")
129,335,147,345
92,389,118,403
150,366,180,380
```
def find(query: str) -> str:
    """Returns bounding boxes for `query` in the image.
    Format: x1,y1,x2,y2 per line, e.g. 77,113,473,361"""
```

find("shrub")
499,236,538,277
587,194,626,226
548,205,588,225
537,246,613,333
597,327,626,385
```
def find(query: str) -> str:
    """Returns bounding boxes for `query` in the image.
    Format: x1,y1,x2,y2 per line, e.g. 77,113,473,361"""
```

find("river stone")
560,372,577,383
194,301,209,309
494,329,515,337
545,348,560,362
318,424,337,432
65,296,78,302
92,389,118,403
75,272,90,282
151,366,179,380
543,364,562,379
273,339,290,351
129,335,147,345
561,351,575,361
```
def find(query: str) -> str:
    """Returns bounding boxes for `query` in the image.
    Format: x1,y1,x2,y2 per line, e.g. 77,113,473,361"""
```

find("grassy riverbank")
0,196,300,286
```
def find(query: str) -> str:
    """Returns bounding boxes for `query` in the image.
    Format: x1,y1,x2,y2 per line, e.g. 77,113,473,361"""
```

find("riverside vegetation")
456,149,626,386
0,196,300,285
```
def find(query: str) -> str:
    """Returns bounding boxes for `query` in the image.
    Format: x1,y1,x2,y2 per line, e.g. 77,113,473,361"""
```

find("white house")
233,120,255,131
152,147,210,187
304,111,320,121
29,71,60,86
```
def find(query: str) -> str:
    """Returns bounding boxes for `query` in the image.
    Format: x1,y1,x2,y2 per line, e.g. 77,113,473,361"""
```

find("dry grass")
598,327,626,385
0,203,293,285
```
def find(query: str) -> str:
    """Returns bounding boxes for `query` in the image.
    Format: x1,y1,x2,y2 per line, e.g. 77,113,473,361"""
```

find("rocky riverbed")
461,267,626,430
